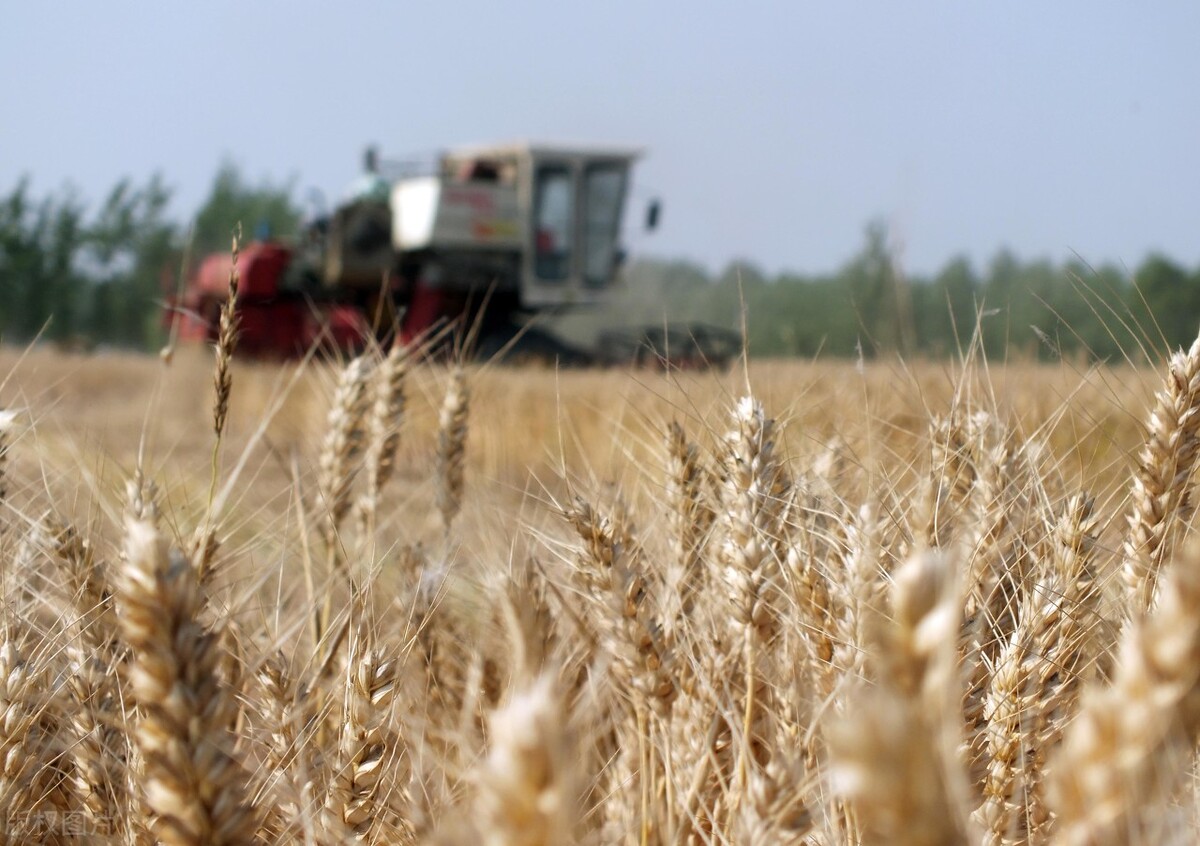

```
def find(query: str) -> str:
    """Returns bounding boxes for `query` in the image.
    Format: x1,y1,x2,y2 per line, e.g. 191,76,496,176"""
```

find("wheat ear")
733,757,814,845
665,420,714,623
436,360,468,530
0,409,12,517
830,550,969,846
0,635,75,845
317,355,372,554
971,493,1100,845
719,396,791,808
467,674,573,846
564,495,675,843
1121,333,1200,614
565,497,675,710
1051,536,1200,845
195,230,242,583
117,514,257,846
326,631,412,844
358,344,409,534
211,226,240,444
830,501,883,685
924,412,976,549
435,363,469,533
53,520,130,838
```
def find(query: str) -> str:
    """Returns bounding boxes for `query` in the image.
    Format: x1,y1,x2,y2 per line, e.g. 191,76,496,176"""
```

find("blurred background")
3,1,1199,359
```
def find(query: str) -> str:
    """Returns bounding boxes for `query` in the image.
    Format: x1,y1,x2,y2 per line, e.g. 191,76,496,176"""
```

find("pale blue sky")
3,2,1198,276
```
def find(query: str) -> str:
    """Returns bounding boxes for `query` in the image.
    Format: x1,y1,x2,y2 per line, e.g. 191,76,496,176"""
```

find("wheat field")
0,328,1197,845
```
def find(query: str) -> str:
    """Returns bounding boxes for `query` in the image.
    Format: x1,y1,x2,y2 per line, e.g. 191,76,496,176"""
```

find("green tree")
0,179,88,343
191,161,301,256
842,220,906,356
769,274,858,357
917,256,978,354
83,175,176,346
1131,254,1200,353
1050,258,1119,360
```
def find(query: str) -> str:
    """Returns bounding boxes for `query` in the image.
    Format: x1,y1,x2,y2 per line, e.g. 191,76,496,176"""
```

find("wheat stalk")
564,495,674,843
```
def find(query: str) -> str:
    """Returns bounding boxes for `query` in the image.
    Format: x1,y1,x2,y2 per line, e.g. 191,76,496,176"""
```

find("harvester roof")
443,140,644,162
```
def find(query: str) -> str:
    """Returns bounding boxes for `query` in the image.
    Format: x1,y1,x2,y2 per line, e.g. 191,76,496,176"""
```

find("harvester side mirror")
645,199,661,232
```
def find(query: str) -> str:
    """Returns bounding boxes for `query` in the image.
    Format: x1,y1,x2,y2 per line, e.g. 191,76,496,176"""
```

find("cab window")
533,165,573,282
582,163,627,288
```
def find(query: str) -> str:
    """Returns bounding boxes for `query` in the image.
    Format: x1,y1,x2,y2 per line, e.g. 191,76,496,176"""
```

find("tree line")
0,164,300,349
1,168,1197,361
617,221,1200,363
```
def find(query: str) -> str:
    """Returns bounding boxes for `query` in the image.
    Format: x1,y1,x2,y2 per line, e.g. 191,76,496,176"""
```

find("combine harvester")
173,142,739,367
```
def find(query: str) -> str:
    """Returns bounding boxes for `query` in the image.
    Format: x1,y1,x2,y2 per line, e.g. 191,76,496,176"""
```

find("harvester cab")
324,141,643,294
390,143,639,307
304,141,644,349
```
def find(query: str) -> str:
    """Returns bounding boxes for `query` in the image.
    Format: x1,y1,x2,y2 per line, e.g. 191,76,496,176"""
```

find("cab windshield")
582,163,627,288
